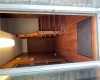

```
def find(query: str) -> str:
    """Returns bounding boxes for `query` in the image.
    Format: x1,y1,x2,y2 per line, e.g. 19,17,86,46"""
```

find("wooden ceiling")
1,13,46,18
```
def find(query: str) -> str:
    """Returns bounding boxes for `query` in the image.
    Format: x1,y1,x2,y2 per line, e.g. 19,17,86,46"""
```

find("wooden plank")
38,31,60,35
55,15,98,62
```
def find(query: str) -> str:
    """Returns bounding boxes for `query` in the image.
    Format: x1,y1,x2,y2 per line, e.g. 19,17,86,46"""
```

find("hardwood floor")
0,54,30,69
0,52,69,69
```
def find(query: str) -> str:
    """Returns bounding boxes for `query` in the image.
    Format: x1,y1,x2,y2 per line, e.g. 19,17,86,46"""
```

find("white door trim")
96,13,100,60
0,4,98,15
0,61,99,76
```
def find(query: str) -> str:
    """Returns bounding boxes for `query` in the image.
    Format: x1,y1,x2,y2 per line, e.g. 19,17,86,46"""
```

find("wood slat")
55,15,98,62
39,15,64,31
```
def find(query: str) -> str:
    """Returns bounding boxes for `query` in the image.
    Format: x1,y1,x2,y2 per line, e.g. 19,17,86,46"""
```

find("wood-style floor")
0,52,69,69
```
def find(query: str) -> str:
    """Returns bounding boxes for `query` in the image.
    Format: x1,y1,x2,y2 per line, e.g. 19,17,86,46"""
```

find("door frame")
0,4,100,75
0,4,99,60
96,13,100,60
0,4,98,15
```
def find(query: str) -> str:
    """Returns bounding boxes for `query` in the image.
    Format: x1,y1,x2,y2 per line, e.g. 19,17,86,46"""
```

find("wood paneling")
39,15,65,31
55,16,98,62
27,38,55,54
91,16,98,60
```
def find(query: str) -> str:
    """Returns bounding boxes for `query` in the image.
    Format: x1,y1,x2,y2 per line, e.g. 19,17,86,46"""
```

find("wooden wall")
55,16,98,62
27,38,55,53
39,15,65,31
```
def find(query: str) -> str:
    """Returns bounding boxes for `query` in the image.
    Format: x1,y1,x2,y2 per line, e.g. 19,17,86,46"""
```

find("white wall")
22,39,28,53
0,31,22,66
7,18,39,34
